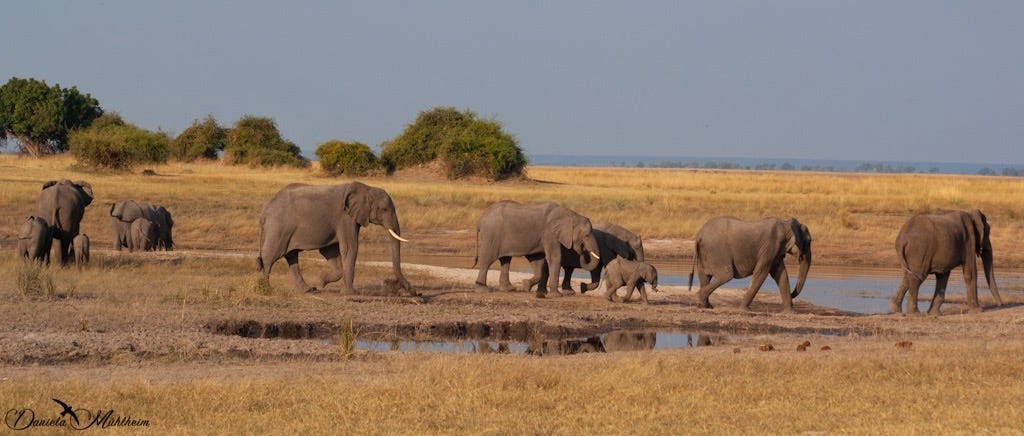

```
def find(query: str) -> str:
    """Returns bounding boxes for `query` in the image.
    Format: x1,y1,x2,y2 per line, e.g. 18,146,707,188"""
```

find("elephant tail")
471,226,480,268
257,215,266,273
898,243,924,282
688,241,699,291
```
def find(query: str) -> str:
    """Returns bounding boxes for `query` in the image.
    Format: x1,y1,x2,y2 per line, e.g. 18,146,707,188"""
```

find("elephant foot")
474,282,493,292
779,306,795,314
697,301,713,310
304,286,321,294
534,291,547,299
498,283,517,293
968,306,983,314
887,300,903,314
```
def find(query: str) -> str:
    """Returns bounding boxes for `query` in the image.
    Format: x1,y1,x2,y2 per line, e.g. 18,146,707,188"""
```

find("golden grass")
4,343,1024,434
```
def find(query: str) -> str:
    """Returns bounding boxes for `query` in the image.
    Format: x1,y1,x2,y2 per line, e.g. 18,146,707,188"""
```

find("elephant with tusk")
258,181,413,295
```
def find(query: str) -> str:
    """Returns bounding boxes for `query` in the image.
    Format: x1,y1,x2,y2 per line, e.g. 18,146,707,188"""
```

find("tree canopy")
223,115,307,167
69,113,170,170
170,114,226,161
0,77,103,156
315,140,382,176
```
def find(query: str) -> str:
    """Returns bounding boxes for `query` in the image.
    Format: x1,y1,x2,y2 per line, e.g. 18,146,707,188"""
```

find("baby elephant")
17,216,51,265
73,233,90,268
601,258,659,304
130,218,159,251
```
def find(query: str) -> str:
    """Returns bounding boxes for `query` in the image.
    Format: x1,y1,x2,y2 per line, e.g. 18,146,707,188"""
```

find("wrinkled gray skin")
601,257,659,304
17,216,51,265
474,201,601,297
130,218,159,251
890,209,1002,315
258,182,412,295
72,233,90,268
689,216,812,313
37,180,93,266
110,200,174,251
563,222,645,293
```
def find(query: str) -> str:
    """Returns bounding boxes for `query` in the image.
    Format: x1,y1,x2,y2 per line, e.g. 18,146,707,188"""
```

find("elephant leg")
522,255,546,292
771,265,795,313
637,282,650,305
697,275,731,309
474,253,495,290
561,265,575,291
497,256,516,292
904,274,925,315
963,264,981,312
927,272,950,316
545,251,567,297
741,268,772,311
889,275,911,313
621,276,639,302
581,266,602,293
318,244,350,292
603,279,622,302
284,251,314,293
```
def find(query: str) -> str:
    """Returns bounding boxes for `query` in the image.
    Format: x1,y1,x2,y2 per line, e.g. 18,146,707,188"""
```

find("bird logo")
52,398,80,426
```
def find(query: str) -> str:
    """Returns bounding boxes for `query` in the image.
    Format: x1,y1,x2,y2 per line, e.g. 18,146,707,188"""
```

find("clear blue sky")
4,1,1022,164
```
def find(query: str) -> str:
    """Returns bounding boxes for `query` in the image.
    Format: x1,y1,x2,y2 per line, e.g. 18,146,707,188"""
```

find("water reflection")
353,330,723,355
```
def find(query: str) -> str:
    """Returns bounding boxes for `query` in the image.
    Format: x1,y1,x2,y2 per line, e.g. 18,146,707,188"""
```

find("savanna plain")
3,154,1024,434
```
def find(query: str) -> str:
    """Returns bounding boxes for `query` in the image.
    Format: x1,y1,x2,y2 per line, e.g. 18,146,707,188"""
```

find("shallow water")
352,331,733,355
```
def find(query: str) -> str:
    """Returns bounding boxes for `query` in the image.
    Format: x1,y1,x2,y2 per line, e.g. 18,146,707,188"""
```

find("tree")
380,107,526,180
69,113,170,170
223,115,307,167
0,77,102,156
315,140,382,176
170,115,226,161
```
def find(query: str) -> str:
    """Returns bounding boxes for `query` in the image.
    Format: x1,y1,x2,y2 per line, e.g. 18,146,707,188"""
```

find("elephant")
601,258,659,304
110,200,174,251
37,179,93,266
890,209,1002,315
16,216,51,265
473,201,601,297
257,181,412,295
561,222,645,293
688,216,812,313
130,218,159,251
72,233,90,268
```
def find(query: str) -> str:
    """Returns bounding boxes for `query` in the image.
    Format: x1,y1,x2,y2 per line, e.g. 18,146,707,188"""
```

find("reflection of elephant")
689,216,812,312
38,180,93,265
602,331,657,352
258,182,412,294
890,209,1002,315
72,234,90,268
130,218,158,251
602,258,659,304
562,223,644,293
110,200,174,251
473,201,601,297
17,216,51,265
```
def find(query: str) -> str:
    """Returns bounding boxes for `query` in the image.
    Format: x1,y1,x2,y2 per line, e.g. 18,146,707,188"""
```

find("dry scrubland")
3,154,1024,433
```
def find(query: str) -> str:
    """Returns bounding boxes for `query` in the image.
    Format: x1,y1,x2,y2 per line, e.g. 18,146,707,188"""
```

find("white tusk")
388,228,410,243
590,252,600,260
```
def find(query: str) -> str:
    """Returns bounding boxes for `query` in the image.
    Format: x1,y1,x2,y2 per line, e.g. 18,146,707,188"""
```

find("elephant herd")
255,181,1003,316
15,179,175,269
15,179,1001,316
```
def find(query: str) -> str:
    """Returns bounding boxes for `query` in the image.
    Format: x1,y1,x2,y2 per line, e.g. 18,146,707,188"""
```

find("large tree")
224,115,307,167
0,77,103,156
170,114,226,161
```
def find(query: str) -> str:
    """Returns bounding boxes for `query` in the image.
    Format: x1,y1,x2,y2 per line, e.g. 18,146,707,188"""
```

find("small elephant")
601,257,659,304
72,233,90,268
17,216,51,265
110,200,174,251
890,209,1002,315
689,216,812,313
130,218,159,252
562,222,645,293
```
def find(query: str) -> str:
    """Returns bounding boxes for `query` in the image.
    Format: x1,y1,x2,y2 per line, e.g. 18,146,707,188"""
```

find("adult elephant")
258,181,412,295
562,222,644,293
37,180,93,266
890,209,1002,315
688,216,812,313
474,201,601,297
110,200,174,251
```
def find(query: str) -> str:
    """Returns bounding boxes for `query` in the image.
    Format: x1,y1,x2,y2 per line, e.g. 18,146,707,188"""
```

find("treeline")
0,77,525,180
615,160,1024,177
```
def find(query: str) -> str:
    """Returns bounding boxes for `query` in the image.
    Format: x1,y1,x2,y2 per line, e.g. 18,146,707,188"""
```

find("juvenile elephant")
562,222,645,293
601,257,659,304
17,216,51,265
890,209,1002,315
130,218,159,251
689,216,812,312
110,200,174,251
258,182,412,294
38,180,93,265
474,201,601,297
72,233,90,268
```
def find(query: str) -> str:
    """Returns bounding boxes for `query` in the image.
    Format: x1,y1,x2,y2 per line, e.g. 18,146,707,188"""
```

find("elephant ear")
785,219,808,259
550,213,575,249
74,181,94,204
343,182,371,227
18,217,34,239
42,181,58,190
968,210,988,255
114,200,144,221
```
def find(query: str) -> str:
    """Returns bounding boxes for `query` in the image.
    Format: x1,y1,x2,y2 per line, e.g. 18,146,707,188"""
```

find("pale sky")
4,1,1022,164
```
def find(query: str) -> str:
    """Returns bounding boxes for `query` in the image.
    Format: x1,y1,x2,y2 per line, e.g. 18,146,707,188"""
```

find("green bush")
224,115,308,167
69,113,170,170
170,114,225,161
380,107,526,180
315,140,382,176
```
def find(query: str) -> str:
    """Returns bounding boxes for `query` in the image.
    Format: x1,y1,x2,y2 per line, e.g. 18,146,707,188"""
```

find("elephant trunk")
384,216,411,292
634,244,645,263
791,251,811,299
579,235,601,271
981,240,1002,306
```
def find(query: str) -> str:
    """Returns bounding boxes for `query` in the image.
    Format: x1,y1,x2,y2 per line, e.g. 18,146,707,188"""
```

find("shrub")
224,115,307,167
170,114,226,161
69,113,170,170
315,140,382,176
381,107,526,180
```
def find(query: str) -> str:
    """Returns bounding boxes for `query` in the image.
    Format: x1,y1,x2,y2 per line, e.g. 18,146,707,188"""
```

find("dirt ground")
3,233,1022,369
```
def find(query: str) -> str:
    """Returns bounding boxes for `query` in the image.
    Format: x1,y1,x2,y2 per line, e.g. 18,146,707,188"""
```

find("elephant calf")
602,258,659,304
130,218,159,252
17,216,51,265
73,234,90,268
